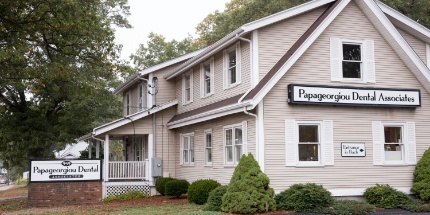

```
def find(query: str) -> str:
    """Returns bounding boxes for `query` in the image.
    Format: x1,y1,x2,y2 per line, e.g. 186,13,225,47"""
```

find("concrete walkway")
289,209,430,215
0,184,13,192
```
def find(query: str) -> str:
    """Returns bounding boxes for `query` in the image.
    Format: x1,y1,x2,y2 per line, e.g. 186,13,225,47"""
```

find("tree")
0,0,130,168
379,0,430,29
130,33,200,71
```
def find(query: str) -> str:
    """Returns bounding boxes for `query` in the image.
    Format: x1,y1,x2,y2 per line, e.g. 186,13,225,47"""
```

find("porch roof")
92,99,178,136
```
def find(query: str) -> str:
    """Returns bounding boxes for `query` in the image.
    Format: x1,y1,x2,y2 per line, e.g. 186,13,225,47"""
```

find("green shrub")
165,179,190,198
102,191,148,202
318,200,375,215
411,147,430,202
363,184,410,209
188,179,221,205
204,185,228,212
221,153,276,214
155,177,175,196
275,183,334,212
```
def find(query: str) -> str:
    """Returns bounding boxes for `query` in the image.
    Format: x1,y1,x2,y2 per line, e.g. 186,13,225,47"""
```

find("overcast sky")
114,0,230,63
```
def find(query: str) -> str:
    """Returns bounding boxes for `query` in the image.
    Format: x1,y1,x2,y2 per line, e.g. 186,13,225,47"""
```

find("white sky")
114,0,230,63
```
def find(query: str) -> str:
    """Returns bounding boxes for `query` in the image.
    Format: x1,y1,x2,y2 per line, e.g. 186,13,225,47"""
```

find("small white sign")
341,143,366,157
29,159,102,182
289,84,420,107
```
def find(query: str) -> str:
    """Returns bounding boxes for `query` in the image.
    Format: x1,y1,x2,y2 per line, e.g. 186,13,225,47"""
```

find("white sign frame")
29,159,102,182
288,84,421,107
341,143,366,157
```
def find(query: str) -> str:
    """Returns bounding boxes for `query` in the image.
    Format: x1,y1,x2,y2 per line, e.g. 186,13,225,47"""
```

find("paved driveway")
0,184,13,192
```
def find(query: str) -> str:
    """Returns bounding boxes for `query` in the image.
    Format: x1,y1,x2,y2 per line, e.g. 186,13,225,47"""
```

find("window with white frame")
138,83,146,111
182,70,193,104
126,92,130,115
204,130,212,165
223,42,241,89
180,133,194,165
224,123,245,165
372,121,416,165
285,120,334,167
330,38,375,83
200,58,214,98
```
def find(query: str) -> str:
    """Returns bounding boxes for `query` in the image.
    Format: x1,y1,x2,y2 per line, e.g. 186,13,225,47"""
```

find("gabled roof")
163,0,337,80
240,0,430,109
114,49,207,95
93,99,178,136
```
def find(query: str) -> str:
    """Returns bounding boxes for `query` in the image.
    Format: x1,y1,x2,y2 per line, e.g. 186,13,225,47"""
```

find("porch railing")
108,160,148,180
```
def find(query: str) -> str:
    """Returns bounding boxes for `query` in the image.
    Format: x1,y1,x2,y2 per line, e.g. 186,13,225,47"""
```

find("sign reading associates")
29,159,102,182
288,84,421,107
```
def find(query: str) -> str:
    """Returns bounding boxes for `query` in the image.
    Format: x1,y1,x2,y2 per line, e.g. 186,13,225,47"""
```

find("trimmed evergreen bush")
155,177,175,196
188,179,221,205
318,200,375,215
204,185,228,212
411,147,430,202
221,153,276,214
275,183,334,212
363,184,410,209
165,179,190,198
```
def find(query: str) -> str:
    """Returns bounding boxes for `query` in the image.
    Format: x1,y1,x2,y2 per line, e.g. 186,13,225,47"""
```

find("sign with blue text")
29,159,102,182
288,84,421,107
341,143,366,157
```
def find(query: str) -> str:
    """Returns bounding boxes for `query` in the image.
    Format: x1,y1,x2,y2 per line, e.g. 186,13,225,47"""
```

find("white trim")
181,132,195,166
93,100,178,136
252,30,259,88
147,73,154,108
328,187,412,197
167,102,250,129
125,91,131,116
223,123,244,166
257,101,265,172
247,0,350,109
223,42,241,89
295,121,323,167
381,123,406,165
200,58,214,98
204,129,213,166
427,43,430,67
182,70,193,105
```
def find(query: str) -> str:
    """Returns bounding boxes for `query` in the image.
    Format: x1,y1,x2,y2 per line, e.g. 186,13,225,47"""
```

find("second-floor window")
223,42,241,89
200,58,214,98
126,92,130,115
138,83,146,111
182,70,193,104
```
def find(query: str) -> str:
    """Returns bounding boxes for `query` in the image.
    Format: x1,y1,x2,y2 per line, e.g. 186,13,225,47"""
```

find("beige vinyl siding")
174,113,255,184
258,6,327,80
262,1,430,193
398,29,427,65
152,64,181,105
176,42,252,114
106,117,153,136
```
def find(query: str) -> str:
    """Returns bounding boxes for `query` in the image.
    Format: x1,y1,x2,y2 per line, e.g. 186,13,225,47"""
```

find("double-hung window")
372,122,416,165
330,38,375,83
180,133,194,165
285,120,334,167
200,58,214,98
223,42,241,89
138,83,146,111
126,91,130,115
204,130,212,165
224,123,245,165
182,70,193,104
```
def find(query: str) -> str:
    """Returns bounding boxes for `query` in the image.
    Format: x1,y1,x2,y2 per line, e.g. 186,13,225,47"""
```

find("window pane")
226,129,232,145
183,149,188,163
229,51,236,67
207,148,212,163
384,127,402,143
229,67,236,84
235,128,242,145
226,146,233,162
298,144,319,161
385,144,402,161
205,78,211,94
343,44,361,61
342,62,361,78
206,133,212,147
190,149,194,163
299,125,319,142
185,89,190,101
235,145,242,162
185,74,190,88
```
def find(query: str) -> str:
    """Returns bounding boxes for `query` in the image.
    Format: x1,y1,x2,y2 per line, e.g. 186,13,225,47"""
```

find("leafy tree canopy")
0,0,131,168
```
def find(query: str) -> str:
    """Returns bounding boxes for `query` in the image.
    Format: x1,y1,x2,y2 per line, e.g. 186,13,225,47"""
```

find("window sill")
338,79,368,84
182,101,193,106
201,93,214,99
223,164,237,168
181,164,195,167
223,82,240,90
293,163,325,168
381,162,409,167
204,164,213,167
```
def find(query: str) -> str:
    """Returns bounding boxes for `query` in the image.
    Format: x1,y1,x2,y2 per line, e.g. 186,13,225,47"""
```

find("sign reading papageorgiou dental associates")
29,159,102,182
288,84,421,107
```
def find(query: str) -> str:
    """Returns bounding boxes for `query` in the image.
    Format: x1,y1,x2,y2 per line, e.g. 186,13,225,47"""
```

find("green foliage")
0,0,130,168
318,200,375,215
363,184,410,209
411,147,430,202
155,177,175,196
379,0,430,30
204,185,228,212
275,183,334,212
221,153,276,214
165,179,190,198
187,179,221,205
102,191,148,202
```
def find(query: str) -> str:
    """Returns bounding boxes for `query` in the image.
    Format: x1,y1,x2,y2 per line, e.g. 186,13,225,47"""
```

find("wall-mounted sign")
29,159,102,182
341,143,366,157
288,84,420,107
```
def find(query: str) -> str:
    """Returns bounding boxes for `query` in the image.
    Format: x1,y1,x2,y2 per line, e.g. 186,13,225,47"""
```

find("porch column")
148,134,154,185
96,141,100,159
104,134,109,181
88,140,92,159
